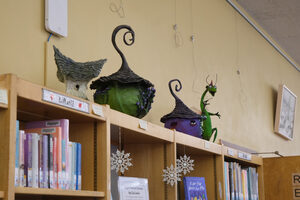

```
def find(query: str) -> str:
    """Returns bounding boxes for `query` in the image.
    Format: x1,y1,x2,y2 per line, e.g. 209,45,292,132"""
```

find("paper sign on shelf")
42,89,89,113
0,89,8,105
238,151,252,161
92,104,104,117
227,148,236,157
204,141,210,149
139,120,148,130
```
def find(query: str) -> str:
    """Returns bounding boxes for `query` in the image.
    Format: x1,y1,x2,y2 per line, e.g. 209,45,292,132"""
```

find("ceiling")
230,0,300,70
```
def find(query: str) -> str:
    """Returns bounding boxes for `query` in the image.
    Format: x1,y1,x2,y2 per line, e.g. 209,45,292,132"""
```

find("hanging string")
110,0,125,18
118,127,122,150
174,0,183,47
189,0,200,93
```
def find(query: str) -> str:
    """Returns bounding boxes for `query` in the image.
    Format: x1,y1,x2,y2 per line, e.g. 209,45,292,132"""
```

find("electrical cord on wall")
47,33,53,42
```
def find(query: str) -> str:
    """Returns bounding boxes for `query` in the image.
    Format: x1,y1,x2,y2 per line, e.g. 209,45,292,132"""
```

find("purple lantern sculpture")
161,79,206,138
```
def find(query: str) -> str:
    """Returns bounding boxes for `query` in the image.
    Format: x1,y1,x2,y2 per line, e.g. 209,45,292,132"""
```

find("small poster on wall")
118,177,149,200
274,84,297,140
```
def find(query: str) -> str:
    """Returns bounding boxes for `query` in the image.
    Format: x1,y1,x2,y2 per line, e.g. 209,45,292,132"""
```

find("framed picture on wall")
274,84,297,140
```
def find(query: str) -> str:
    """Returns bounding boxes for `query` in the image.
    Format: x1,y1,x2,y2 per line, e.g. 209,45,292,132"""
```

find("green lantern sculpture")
90,25,155,118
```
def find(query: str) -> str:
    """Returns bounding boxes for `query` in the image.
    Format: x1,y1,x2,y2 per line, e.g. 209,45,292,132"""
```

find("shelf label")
293,187,300,199
42,89,89,113
92,104,104,117
139,120,148,130
293,173,300,186
204,141,210,149
238,151,252,161
227,148,236,156
0,89,8,105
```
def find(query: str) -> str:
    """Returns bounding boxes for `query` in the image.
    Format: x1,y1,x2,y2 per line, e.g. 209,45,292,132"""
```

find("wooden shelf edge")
223,146,263,166
16,77,108,121
15,187,105,197
0,191,4,198
0,103,8,109
110,109,174,142
175,131,222,155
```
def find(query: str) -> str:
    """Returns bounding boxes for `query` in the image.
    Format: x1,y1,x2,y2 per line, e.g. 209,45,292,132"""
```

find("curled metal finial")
169,79,182,101
112,25,135,67
206,75,210,85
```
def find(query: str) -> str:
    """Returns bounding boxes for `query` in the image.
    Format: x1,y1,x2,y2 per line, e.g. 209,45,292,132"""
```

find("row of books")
224,161,259,200
14,119,82,190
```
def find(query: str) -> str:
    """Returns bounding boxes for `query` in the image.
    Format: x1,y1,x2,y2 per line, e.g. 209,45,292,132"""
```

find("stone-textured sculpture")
90,25,155,118
53,45,107,100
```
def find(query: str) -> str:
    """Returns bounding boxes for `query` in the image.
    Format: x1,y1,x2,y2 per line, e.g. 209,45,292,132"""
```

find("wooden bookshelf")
0,74,268,200
15,187,105,197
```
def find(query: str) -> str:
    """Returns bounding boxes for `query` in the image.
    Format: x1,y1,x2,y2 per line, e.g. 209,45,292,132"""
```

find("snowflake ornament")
111,149,133,173
177,154,194,175
162,164,181,186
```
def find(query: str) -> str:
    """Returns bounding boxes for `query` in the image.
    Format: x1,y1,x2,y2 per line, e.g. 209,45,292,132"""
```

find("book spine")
76,143,81,190
24,133,28,187
53,136,57,189
38,135,43,188
72,142,76,190
42,134,48,188
15,120,20,187
57,131,62,189
62,139,66,190
32,133,39,188
27,133,33,187
67,142,72,190
49,135,54,189
19,130,25,187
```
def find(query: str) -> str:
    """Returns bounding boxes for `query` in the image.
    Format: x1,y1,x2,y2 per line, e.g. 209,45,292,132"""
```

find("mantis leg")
212,128,218,142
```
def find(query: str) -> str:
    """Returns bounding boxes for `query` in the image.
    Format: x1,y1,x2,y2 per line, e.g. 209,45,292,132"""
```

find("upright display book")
183,177,208,200
118,177,149,200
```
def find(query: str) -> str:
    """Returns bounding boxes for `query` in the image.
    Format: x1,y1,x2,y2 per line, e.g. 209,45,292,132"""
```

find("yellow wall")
1,0,299,156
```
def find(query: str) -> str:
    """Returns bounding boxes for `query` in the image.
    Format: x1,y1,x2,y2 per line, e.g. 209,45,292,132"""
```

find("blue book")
183,177,208,200
76,143,81,190
15,120,20,186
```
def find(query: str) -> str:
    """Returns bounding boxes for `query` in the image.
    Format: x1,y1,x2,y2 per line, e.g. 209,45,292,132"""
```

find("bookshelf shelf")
0,191,4,198
14,187,105,197
0,103,7,109
223,146,263,166
110,109,174,143
175,131,222,155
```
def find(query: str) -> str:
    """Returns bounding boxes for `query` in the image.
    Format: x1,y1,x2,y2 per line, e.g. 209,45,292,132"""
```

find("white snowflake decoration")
111,149,132,173
162,164,181,186
177,154,194,175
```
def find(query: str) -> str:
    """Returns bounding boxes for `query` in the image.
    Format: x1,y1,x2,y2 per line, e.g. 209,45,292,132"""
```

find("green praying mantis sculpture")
201,75,221,142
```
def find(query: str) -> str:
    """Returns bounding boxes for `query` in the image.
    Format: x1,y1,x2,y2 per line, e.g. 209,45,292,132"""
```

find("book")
42,134,49,188
118,176,149,200
15,120,20,187
71,142,77,190
31,133,39,188
19,130,26,187
76,143,81,190
26,119,69,189
183,177,208,200
25,127,62,189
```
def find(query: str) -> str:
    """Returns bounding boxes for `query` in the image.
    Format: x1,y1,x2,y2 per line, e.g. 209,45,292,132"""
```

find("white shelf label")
227,148,236,156
0,89,8,104
42,89,89,113
204,141,210,149
92,104,104,117
238,151,252,161
139,120,148,130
